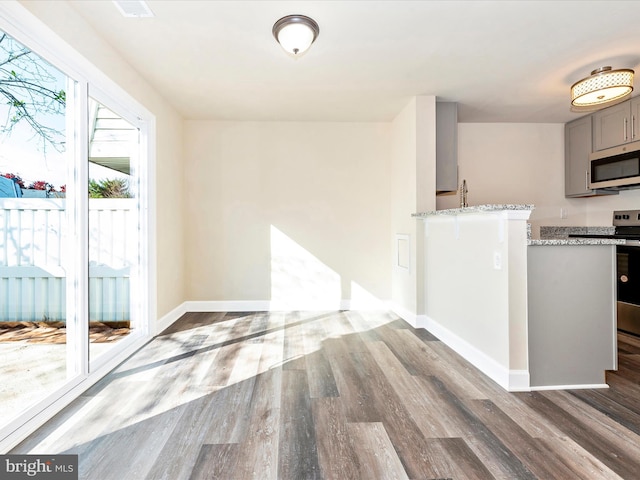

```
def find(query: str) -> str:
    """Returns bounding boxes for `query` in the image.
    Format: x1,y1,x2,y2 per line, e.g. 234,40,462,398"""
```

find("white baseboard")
508,370,531,392
154,299,394,333
185,300,272,313
414,314,429,329
155,302,188,334
184,299,389,313
186,300,348,312
530,383,609,391
388,302,420,328
422,315,530,392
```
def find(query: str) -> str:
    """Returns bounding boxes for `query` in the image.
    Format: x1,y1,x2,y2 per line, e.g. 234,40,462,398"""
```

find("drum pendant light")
273,15,320,57
571,66,634,108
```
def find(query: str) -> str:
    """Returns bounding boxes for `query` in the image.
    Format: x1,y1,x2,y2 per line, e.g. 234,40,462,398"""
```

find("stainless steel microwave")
589,140,640,190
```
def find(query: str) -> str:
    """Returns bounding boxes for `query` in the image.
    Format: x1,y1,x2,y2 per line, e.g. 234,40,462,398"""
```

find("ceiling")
67,0,640,124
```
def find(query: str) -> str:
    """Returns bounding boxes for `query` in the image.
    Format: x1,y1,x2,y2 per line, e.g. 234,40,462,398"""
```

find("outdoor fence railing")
0,198,135,322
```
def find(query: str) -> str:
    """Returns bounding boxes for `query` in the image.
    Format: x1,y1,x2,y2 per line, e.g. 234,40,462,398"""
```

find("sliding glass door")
87,97,142,367
0,30,74,429
0,24,150,441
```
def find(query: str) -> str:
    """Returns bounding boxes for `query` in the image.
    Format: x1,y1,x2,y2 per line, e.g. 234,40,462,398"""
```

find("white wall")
390,96,436,319
582,188,640,225
423,211,531,390
20,0,186,320
436,122,640,234
437,123,587,236
183,120,391,309
425,215,510,366
390,100,418,316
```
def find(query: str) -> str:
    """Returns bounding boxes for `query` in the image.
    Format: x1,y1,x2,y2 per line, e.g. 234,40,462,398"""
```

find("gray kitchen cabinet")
565,116,594,197
592,97,640,151
565,115,618,197
528,244,616,388
436,101,458,193
632,96,640,140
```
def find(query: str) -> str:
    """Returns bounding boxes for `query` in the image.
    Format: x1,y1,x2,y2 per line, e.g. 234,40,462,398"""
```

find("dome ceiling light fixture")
571,66,634,108
272,14,320,57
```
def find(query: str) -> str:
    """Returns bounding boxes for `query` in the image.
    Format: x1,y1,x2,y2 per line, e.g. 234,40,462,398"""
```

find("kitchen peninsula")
413,205,620,391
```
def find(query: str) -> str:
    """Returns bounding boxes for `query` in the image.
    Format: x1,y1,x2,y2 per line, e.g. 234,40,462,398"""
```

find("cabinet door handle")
625,117,628,141
633,115,636,139
586,170,590,191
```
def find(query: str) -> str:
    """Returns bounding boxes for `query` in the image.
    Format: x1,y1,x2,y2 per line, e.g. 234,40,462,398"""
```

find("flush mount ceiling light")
272,15,320,56
571,66,634,108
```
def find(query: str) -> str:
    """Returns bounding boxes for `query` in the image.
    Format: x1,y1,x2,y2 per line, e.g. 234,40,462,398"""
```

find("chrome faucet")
460,179,468,208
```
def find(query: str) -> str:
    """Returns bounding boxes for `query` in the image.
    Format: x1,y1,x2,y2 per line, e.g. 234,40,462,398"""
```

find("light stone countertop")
412,207,625,246
528,238,624,246
412,204,534,217
530,225,624,246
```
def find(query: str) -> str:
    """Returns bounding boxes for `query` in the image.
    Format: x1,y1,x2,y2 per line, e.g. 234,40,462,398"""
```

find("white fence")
0,198,136,322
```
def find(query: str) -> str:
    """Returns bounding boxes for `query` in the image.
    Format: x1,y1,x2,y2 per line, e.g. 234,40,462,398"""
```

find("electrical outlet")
493,251,502,270
560,207,568,219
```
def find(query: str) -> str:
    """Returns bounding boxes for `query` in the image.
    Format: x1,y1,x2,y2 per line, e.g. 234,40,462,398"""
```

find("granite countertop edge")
533,225,624,246
412,204,534,217
528,238,625,246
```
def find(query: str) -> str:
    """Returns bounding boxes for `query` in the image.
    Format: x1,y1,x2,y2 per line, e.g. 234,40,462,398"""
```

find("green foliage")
89,178,132,198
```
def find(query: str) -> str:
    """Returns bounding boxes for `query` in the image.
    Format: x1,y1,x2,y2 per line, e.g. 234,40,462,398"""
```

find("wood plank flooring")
11,311,640,479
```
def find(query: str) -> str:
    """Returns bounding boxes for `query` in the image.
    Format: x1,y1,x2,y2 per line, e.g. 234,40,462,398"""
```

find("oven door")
617,244,640,335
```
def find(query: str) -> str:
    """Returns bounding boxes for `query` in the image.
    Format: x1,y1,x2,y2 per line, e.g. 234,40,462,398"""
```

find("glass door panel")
0,30,74,428
87,98,140,365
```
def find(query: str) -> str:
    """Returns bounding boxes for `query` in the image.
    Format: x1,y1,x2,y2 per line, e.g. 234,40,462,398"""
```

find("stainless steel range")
570,209,640,336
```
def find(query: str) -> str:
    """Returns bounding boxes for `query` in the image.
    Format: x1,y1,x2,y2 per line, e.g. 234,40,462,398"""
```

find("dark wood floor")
12,311,640,479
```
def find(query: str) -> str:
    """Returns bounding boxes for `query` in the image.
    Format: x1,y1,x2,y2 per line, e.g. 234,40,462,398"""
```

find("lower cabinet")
528,245,616,387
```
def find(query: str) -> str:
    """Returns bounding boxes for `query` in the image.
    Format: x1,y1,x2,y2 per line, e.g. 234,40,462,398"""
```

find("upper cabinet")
593,97,640,151
564,116,619,197
564,96,640,197
436,102,458,194
565,116,594,197
633,97,640,141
